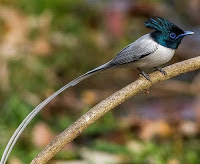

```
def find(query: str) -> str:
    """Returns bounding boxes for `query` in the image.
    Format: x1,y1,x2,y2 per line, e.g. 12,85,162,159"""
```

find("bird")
0,17,194,164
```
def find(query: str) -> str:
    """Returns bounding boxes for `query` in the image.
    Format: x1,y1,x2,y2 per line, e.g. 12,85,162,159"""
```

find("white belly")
132,44,175,69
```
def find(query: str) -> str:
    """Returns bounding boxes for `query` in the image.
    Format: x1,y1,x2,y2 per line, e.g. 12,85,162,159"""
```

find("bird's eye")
169,32,176,39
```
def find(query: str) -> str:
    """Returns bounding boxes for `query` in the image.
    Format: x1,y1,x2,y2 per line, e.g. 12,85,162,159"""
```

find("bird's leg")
137,68,151,81
154,67,167,75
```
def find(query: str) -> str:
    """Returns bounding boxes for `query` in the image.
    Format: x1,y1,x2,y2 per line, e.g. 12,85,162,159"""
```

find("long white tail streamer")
0,62,110,164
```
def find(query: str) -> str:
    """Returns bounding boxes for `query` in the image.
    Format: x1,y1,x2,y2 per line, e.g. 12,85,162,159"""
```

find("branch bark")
31,56,200,164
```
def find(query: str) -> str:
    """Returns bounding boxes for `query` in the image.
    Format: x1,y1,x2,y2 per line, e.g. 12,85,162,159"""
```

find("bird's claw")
138,68,151,81
140,72,151,81
154,67,167,75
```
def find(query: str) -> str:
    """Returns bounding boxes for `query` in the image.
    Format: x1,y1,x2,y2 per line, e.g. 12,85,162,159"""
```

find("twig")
31,56,200,164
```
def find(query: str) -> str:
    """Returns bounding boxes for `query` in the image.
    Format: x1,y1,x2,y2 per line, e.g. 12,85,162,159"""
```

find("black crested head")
144,17,193,49
144,17,184,35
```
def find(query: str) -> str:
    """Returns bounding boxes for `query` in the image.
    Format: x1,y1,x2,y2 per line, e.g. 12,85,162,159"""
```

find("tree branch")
31,56,200,164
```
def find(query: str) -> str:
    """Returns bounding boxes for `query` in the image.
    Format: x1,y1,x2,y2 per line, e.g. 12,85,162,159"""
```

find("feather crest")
144,17,176,32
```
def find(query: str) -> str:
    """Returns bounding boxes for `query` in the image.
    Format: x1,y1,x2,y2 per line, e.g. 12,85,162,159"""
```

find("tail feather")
0,62,111,164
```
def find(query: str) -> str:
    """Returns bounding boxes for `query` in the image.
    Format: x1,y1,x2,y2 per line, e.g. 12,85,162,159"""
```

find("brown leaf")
0,6,28,58
140,120,172,140
32,122,54,148
81,90,98,105
31,37,52,56
9,157,24,164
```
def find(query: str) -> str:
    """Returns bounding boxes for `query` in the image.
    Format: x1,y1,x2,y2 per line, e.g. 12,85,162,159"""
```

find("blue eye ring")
170,32,176,39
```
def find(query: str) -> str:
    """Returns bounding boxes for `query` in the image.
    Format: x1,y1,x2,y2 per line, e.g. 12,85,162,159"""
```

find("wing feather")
110,34,158,66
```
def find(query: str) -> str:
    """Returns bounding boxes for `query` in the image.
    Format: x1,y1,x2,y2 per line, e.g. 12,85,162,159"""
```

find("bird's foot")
154,67,167,75
137,68,151,81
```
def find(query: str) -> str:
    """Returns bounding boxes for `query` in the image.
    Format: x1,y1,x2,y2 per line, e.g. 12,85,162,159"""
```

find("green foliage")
2,95,33,126
55,149,81,161
84,112,117,135
92,139,200,164
18,0,82,15
92,140,130,155
9,58,50,93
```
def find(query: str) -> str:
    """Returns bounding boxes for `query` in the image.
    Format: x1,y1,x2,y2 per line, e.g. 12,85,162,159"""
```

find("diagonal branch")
31,56,200,164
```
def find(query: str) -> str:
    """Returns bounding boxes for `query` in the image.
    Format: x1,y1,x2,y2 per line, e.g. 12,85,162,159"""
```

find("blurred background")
0,0,200,163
